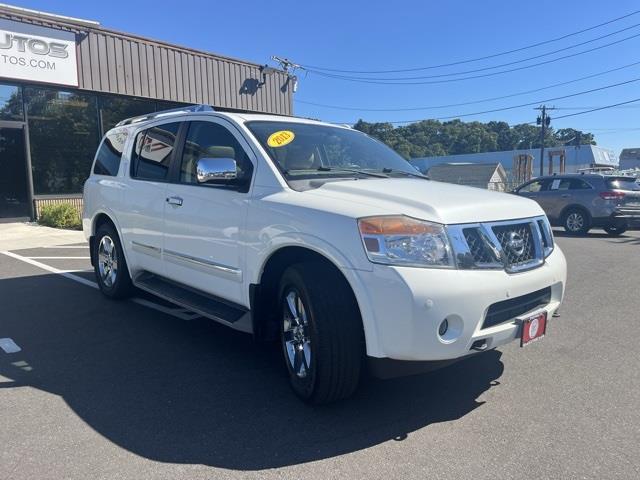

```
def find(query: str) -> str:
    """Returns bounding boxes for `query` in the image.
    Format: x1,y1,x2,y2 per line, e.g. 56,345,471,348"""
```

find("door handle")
166,196,183,206
561,194,571,198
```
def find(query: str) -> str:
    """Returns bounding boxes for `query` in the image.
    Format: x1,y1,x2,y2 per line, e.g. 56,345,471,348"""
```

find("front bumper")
355,246,566,362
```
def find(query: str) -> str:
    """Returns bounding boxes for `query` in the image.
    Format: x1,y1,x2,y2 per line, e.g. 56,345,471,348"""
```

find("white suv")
83,105,567,403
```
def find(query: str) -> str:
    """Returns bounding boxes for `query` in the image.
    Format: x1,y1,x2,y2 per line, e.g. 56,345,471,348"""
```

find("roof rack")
115,104,215,127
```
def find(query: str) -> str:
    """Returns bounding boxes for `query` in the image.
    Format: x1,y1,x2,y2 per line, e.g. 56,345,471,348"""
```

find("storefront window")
26,87,99,195
100,96,157,133
0,84,24,121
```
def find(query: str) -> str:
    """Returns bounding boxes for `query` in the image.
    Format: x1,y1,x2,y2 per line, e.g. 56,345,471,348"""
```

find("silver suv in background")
514,174,640,236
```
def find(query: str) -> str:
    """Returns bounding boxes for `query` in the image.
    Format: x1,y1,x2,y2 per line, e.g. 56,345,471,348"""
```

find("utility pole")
535,105,554,177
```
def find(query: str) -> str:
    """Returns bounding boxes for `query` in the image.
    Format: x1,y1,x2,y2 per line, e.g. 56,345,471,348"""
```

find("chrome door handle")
166,196,183,206
561,194,571,198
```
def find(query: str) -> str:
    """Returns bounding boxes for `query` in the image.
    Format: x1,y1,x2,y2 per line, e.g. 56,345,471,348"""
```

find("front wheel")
278,262,364,404
563,208,590,235
604,224,627,236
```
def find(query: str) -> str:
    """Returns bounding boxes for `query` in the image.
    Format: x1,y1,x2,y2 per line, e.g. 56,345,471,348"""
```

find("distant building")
410,145,618,180
427,162,508,191
619,148,640,170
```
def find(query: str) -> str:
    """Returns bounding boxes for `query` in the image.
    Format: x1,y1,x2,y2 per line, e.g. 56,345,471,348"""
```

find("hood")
304,178,543,224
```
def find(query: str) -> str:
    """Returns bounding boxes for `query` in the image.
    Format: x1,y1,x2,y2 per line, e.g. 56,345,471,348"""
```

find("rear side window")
130,122,181,181
606,177,640,191
94,130,128,176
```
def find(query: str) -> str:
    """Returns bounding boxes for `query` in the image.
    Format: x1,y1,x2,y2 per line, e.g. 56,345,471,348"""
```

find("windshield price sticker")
267,130,295,148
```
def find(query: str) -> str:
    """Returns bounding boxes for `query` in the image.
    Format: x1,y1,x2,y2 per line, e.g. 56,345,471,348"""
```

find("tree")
353,118,597,158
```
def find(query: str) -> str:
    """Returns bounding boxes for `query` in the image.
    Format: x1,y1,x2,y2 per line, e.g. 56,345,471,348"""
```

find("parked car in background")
513,174,640,236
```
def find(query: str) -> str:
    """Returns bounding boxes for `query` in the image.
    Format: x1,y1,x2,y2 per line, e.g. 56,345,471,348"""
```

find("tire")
562,208,591,235
278,261,364,404
93,223,133,299
604,224,627,236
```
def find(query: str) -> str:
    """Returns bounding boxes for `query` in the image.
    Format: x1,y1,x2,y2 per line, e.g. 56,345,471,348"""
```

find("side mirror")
196,157,237,184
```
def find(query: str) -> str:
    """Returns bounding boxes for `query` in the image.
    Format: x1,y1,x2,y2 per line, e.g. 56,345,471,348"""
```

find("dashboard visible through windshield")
245,121,423,186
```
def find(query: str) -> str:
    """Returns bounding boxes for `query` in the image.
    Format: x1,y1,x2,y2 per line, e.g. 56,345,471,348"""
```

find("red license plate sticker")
520,311,547,347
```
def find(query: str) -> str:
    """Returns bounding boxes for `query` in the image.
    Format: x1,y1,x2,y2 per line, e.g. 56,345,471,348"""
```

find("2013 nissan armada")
83,105,567,404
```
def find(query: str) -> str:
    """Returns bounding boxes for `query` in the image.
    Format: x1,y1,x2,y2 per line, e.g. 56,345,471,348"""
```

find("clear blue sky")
9,0,640,154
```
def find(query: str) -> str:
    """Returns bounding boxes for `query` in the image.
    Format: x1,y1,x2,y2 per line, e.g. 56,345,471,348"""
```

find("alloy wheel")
566,212,584,232
97,235,118,288
282,290,312,379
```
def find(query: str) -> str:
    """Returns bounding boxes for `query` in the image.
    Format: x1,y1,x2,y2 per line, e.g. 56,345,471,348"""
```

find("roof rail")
115,104,215,127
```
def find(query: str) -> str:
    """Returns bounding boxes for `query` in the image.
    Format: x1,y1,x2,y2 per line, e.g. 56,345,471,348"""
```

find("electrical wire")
306,31,640,85
305,23,640,81
301,10,640,74
295,60,640,112
332,76,640,124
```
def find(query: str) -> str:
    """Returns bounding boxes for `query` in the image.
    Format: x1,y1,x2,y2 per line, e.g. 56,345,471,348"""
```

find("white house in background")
427,162,508,191
410,145,618,178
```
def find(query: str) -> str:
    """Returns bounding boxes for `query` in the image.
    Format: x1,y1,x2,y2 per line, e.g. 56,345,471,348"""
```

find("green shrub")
38,203,82,230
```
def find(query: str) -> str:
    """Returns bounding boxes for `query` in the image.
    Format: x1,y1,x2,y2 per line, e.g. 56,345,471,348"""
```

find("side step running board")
133,272,252,333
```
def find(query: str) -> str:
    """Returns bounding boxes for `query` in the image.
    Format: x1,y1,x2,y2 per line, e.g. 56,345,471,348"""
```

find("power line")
334,76,640,124
553,98,640,120
301,10,640,74
295,60,640,112
306,23,640,82
305,30,640,85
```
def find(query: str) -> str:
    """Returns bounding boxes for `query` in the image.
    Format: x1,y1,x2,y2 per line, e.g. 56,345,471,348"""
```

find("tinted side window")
519,180,547,193
550,178,572,190
94,130,128,176
130,122,181,181
569,179,592,190
179,121,253,186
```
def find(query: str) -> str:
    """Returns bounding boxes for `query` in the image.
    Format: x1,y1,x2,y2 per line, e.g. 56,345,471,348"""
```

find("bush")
38,203,82,230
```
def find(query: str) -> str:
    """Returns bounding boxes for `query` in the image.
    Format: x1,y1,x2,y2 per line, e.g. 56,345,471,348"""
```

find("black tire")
562,208,591,235
93,223,133,299
278,261,364,404
604,224,627,236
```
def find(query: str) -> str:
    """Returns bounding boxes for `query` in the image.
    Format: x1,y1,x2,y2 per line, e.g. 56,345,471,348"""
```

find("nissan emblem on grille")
506,231,525,256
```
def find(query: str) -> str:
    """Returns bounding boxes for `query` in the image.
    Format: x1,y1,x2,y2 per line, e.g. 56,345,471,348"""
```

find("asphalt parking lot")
1,230,639,480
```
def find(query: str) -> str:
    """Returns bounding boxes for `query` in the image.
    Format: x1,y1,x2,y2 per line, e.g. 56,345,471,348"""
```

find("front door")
0,125,30,219
163,119,255,306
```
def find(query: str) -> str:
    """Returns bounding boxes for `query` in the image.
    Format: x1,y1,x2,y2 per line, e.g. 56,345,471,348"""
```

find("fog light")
438,318,449,336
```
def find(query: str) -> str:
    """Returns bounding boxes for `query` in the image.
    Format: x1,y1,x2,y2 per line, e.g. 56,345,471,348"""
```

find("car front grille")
492,222,536,267
448,217,548,273
463,228,494,264
483,286,552,329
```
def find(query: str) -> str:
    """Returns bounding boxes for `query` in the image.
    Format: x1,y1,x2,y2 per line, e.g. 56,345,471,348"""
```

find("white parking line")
0,250,199,321
1,250,98,289
0,338,22,354
42,246,88,249
27,257,91,260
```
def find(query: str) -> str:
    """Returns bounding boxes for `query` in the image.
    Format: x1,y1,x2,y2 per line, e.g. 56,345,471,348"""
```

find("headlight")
358,215,454,268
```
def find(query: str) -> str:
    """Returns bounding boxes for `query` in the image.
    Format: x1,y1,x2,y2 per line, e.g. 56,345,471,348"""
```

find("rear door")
119,121,182,276
546,177,593,220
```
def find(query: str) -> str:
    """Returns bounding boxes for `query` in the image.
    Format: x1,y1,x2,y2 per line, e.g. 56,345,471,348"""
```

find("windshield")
246,121,419,179
606,177,640,191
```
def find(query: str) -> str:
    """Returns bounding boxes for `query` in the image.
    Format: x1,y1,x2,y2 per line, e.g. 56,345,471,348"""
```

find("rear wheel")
563,208,590,235
94,224,133,299
604,224,627,236
278,262,364,404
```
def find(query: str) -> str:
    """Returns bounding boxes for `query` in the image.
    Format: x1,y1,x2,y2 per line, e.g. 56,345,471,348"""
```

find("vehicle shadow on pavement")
0,273,504,471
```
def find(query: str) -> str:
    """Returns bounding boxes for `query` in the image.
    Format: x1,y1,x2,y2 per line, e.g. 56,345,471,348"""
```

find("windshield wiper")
316,166,389,178
381,168,430,180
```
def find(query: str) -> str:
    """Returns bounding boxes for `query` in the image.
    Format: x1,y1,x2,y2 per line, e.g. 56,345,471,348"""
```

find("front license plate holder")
519,311,547,347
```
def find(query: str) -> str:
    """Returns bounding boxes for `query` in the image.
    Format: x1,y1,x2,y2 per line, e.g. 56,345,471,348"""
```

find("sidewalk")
0,222,85,251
